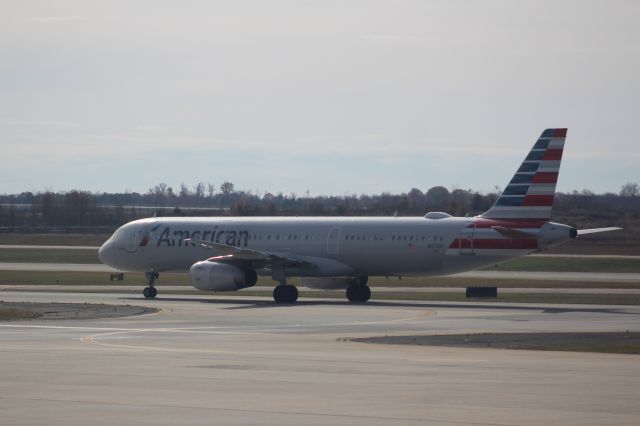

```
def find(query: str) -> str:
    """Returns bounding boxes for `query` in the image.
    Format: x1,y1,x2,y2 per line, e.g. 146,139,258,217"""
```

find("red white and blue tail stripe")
480,128,566,220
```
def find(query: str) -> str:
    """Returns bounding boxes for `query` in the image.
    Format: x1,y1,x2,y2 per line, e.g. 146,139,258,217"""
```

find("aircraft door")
459,224,475,255
326,227,341,254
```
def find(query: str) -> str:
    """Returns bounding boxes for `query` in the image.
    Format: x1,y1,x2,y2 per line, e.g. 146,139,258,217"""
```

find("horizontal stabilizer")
577,227,623,236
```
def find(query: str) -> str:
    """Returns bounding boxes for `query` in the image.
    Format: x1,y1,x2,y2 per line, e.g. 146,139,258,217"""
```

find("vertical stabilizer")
480,128,567,220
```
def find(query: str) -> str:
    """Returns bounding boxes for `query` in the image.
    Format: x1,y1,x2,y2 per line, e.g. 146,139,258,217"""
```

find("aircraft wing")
186,238,312,268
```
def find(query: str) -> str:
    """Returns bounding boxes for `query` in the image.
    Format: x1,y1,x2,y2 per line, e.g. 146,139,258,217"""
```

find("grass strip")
352,332,640,355
484,256,640,273
0,234,109,246
0,307,40,320
0,249,100,264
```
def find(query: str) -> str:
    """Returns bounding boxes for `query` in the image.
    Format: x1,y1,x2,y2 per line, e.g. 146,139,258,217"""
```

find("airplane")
98,128,621,303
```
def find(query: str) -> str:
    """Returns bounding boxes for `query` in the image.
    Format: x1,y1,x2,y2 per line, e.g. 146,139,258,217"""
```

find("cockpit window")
111,227,126,239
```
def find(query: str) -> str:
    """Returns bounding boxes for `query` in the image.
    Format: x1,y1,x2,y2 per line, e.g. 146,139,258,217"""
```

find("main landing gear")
346,277,371,303
143,272,159,299
273,284,299,304
272,265,298,303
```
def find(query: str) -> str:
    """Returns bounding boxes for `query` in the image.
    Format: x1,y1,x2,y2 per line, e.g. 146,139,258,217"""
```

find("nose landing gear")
143,272,159,298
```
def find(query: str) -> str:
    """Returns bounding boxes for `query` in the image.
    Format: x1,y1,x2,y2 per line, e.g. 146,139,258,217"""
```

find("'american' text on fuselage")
157,226,249,247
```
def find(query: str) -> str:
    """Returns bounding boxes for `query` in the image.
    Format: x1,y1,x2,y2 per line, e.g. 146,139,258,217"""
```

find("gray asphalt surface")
2,284,640,295
0,290,639,425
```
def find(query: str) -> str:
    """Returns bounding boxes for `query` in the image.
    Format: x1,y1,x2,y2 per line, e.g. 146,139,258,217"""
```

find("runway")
1,291,639,425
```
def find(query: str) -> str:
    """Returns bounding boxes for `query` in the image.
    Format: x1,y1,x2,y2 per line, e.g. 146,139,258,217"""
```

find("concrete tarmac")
0,291,639,425
3,284,640,295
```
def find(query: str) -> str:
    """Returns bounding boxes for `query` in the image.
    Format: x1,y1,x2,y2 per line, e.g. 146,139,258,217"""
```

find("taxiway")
0,291,639,425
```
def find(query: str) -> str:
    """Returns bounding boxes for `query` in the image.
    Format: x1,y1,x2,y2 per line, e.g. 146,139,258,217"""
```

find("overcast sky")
1,0,638,196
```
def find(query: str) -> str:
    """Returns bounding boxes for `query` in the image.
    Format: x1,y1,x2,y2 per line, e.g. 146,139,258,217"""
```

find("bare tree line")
0,181,638,229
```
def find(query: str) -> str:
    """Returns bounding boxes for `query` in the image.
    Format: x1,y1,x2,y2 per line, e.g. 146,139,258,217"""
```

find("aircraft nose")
98,241,114,266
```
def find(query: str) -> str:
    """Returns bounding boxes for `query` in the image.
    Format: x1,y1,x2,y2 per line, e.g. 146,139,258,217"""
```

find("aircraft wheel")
273,285,298,303
347,285,371,303
359,285,371,302
286,285,298,303
346,286,357,302
143,286,156,299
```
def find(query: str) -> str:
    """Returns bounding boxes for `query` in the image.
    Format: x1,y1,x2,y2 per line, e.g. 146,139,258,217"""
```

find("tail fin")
481,128,567,220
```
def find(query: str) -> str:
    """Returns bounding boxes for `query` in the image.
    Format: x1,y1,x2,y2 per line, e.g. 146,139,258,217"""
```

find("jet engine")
190,261,257,291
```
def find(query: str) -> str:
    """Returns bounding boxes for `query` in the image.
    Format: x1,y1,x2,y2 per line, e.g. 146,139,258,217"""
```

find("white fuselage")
98,215,565,278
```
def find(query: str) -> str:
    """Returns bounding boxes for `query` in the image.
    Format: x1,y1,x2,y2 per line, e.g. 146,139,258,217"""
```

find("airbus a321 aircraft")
99,128,620,303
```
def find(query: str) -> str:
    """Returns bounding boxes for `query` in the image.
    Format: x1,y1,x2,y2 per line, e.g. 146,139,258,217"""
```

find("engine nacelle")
301,277,365,290
539,221,578,249
190,261,257,292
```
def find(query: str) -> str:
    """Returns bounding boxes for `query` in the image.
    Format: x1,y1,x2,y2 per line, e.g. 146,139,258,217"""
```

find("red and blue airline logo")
139,223,162,247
